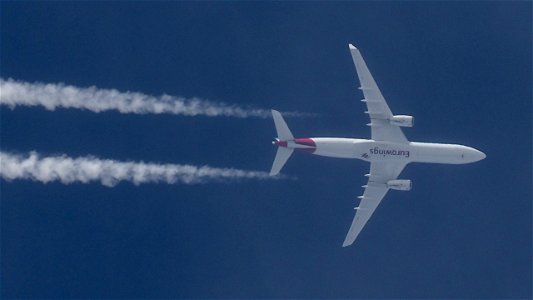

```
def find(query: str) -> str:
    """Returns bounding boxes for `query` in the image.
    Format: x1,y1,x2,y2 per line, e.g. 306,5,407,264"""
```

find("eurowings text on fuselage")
274,138,485,164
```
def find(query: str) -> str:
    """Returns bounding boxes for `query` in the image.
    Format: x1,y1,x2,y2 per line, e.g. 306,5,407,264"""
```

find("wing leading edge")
348,44,408,144
342,161,407,247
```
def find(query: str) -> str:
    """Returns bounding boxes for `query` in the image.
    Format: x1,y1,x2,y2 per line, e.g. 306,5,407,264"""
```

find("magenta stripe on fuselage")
294,138,316,153
274,140,288,147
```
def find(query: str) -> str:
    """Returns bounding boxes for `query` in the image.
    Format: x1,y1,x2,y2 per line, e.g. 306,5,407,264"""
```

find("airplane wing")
348,44,408,143
342,161,407,247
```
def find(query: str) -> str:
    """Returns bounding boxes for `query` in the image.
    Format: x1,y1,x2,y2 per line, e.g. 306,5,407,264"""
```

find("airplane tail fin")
270,110,294,176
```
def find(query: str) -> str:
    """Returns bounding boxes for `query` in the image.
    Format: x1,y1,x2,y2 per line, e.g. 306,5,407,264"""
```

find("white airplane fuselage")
274,137,486,164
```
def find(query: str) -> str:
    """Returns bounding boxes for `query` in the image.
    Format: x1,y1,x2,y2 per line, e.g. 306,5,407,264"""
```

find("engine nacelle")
387,179,412,191
389,115,414,127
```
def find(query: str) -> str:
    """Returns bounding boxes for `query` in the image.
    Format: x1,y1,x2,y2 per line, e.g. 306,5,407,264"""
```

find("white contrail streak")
0,151,275,187
0,78,279,118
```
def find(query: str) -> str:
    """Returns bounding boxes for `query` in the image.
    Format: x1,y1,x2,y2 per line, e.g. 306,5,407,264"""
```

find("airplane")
269,44,486,247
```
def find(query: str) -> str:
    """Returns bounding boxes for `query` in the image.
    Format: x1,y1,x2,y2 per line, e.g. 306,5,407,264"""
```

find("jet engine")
389,115,414,127
387,179,412,191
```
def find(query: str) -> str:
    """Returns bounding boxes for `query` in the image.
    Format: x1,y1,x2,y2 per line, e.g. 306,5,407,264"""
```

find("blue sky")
1,2,531,298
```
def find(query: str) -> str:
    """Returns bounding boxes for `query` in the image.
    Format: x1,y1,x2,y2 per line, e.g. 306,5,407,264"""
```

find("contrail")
0,78,302,118
0,151,275,187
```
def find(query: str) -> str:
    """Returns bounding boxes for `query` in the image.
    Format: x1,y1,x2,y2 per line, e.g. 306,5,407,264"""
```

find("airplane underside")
268,44,485,247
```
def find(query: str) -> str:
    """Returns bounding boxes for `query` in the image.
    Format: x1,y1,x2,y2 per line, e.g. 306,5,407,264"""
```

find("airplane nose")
464,148,485,162
474,149,486,161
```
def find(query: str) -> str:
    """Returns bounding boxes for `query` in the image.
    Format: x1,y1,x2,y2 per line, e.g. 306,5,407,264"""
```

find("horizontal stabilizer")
271,110,294,141
270,147,293,176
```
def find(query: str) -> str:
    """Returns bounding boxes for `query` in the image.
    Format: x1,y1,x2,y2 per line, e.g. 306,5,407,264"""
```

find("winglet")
349,43,357,50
